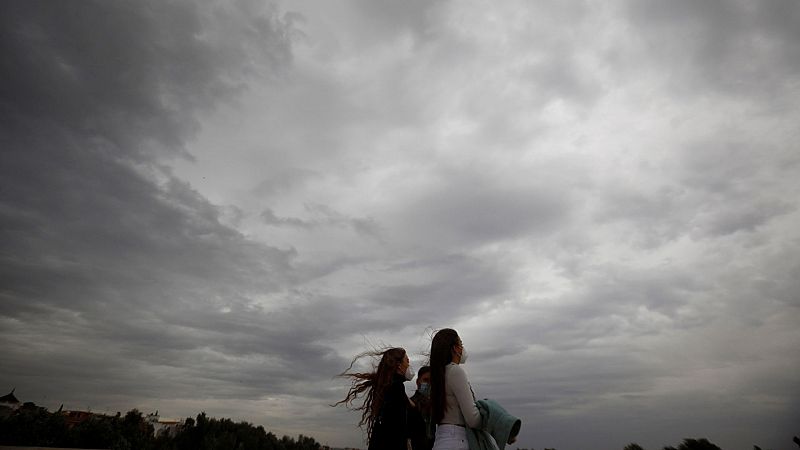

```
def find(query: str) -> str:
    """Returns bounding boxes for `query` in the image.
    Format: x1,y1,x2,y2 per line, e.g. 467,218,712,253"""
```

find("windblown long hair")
429,328,460,425
333,347,407,442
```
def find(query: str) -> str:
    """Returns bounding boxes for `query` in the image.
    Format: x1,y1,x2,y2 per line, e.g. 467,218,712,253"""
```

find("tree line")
515,437,799,450
3,405,794,450
0,406,321,450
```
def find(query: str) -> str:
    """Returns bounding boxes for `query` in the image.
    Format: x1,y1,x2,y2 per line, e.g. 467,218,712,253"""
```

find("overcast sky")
2,1,799,449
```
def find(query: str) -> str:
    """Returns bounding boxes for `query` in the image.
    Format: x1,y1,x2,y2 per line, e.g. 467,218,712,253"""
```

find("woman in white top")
429,328,482,450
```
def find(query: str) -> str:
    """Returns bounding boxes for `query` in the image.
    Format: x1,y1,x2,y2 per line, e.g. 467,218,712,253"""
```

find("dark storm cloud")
4,1,800,447
0,0,342,413
0,1,292,160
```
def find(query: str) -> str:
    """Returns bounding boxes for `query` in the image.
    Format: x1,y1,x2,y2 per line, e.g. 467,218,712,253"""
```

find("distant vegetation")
0,406,321,450
513,436,796,450
3,405,795,450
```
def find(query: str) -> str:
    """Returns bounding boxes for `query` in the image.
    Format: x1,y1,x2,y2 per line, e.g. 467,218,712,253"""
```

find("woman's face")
397,353,410,375
451,338,464,364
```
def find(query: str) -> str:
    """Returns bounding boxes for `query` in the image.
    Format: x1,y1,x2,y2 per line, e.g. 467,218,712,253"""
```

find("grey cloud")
592,184,689,248
472,264,715,357
262,208,312,228
4,281,349,404
678,140,773,195
352,0,443,43
395,170,572,247
592,131,798,247
519,51,603,105
3,1,799,448
575,267,701,316
370,253,511,314
253,168,322,196
758,254,800,308
677,139,798,238
0,1,293,160
0,0,334,416
696,200,791,237
273,253,515,341
624,0,800,102
261,204,381,238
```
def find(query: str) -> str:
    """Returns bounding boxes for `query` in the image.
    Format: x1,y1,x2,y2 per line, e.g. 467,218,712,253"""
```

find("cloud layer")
2,1,799,449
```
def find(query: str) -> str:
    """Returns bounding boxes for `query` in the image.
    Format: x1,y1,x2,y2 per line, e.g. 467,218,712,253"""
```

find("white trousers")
432,424,468,450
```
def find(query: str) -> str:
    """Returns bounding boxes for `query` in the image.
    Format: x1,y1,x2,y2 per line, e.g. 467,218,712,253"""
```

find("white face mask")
405,365,415,381
458,347,468,364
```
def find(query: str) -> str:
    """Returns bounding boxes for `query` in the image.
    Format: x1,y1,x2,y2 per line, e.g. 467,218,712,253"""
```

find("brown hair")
333,347,407,441
417,365,431,378
429,328,460,424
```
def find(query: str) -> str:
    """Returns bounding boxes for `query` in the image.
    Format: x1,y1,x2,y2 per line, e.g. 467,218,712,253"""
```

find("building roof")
0,389,20,404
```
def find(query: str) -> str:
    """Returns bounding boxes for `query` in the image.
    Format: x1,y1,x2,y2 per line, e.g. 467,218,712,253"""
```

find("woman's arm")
447,365,482,428
381,380,411,441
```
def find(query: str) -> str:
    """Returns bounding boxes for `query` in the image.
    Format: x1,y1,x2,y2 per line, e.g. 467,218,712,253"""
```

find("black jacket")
408,390,434,450
369,374,410,450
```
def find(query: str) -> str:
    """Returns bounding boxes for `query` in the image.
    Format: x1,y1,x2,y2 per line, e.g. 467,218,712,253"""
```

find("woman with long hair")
334,347,415,450
429,328,481,450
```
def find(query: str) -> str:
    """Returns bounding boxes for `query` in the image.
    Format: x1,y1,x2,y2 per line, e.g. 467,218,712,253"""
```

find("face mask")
418,382,430,397
405,365,415,381
458,347,468,364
